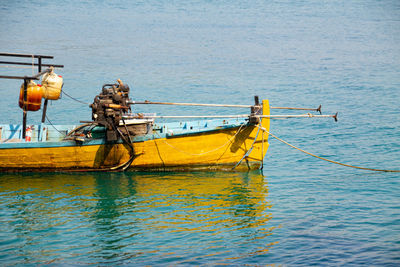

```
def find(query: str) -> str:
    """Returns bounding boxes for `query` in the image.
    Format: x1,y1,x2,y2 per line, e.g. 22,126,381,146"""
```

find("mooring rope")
45,114,67,136
232,124,261,170
257,126,400,173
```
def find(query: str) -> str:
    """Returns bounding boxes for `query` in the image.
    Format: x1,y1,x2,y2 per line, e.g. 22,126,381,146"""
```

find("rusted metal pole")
0,75,38,80
22,78,28,139
38,56,49,124
0,61,64,68
38,57,42,72
41,99,48,123
0,53,53,59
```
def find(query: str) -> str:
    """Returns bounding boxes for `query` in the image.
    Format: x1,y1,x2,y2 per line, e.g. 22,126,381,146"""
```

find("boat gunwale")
0,121,248,149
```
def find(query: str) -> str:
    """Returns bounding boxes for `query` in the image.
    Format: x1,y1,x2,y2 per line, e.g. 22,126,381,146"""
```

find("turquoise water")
1,0,400,265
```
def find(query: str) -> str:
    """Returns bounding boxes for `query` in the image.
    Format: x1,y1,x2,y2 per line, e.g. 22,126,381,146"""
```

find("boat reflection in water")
0,171,277,265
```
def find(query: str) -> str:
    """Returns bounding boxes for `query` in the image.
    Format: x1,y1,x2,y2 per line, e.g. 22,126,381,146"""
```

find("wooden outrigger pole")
127,100,335,121
129,100,251,108
123,113,338,121
129,100,322,113
270,105,322,114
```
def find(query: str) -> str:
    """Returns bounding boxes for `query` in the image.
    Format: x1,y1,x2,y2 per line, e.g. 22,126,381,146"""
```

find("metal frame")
0,53,64,139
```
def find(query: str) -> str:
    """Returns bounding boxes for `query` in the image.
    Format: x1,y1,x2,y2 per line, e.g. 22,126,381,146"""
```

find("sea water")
0,0,399,265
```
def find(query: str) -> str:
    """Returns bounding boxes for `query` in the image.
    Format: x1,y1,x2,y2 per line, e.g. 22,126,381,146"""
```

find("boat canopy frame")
0,52,64,138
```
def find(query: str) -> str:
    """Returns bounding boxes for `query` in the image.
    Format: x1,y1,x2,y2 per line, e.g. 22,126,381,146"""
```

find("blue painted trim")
0,118,248,149
165,124,241,138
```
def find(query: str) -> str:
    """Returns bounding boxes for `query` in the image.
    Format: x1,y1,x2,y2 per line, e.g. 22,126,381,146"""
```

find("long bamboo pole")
270,105,322,114
129,101,251,108
129,100,322,112
123,113,338,120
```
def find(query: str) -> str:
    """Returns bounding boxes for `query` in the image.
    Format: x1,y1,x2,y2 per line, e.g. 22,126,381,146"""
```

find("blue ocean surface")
0,0,399,265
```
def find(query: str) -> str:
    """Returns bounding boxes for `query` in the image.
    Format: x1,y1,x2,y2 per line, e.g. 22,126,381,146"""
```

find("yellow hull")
0,100,270,172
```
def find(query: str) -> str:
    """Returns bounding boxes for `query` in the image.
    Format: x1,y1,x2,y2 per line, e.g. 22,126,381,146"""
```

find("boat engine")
90,79,131,141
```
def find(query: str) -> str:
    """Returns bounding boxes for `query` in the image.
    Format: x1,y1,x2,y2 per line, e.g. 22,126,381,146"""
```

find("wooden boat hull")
0,101,270,172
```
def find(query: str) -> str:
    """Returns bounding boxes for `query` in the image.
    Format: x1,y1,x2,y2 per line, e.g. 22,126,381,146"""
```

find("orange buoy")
18,81,43,111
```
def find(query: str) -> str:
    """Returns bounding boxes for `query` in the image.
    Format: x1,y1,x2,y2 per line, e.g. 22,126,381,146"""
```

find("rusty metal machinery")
90,79,131,141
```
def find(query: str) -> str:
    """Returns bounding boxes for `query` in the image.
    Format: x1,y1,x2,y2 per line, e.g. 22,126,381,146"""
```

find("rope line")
62,90,90,105
232,124,261,170
257,126,400,173
45,114,67,136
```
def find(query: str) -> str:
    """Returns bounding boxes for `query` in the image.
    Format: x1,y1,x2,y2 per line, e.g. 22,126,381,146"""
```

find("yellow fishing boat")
0,53,336,172
0,94,270,172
